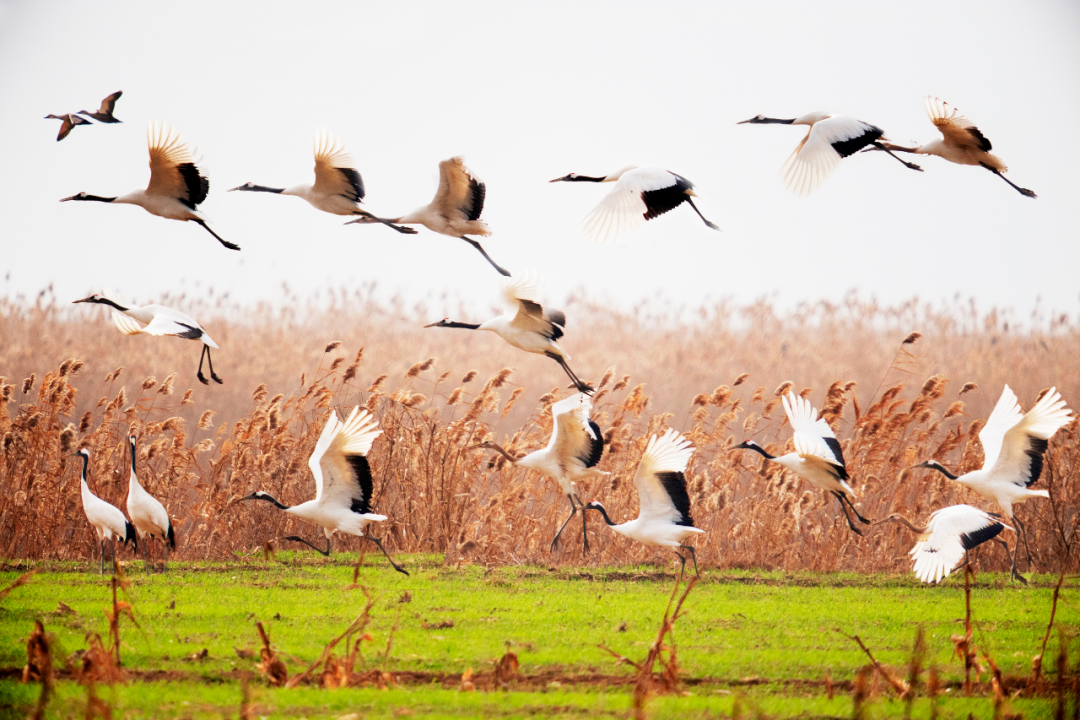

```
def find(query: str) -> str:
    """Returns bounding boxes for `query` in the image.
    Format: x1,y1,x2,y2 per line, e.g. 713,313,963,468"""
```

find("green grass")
0,555,1072,718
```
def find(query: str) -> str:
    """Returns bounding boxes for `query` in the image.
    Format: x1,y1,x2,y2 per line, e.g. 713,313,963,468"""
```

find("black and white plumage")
228,131,417,233
60,121,238,250
473,392,605,553
127,435,175,573
916,385,1071,582
73,288,223,385
345,156,509,276
550,166,719,244
44,113,91,142
738,111,922,194
243,406,407,575
75,448,137,575
880,505,1012,584
734,391,869,534
872,97,1036,198
78,91,123,123
585,428,705,577
425,274,592,394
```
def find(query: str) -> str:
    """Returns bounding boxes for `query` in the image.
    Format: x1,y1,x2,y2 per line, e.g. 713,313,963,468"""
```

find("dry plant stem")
1034,563,1069,686
285,598,375,689
382,607,401,675
0,568,37,600
964,564,974,696
837,630,909,696
904,625,926,716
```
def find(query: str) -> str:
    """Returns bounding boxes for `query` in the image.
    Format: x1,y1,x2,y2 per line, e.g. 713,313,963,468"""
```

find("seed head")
324,341,342,353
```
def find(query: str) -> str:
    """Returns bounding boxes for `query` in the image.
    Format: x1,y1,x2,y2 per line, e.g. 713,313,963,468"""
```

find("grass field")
1,558,1074,718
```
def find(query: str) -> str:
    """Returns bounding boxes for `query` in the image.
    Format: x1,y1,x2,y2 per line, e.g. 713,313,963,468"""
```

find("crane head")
59,192,89,202
733,440,759,450
549,173,579,182
424,318,452,328
72,292,104,304
228,182,256,192
736,115,797,125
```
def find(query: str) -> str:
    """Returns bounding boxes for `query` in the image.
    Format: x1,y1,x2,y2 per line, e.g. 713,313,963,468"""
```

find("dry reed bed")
2,290,1079,573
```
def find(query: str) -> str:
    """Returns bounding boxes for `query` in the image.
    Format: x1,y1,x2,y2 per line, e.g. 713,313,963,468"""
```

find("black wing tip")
347,455,375,515
960,521,1005,551
656,471,695,526
167,523,176,549
832,126,884,158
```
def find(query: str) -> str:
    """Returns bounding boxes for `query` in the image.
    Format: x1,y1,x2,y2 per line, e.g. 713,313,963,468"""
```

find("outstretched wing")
978,385,1025,471
783,391,844,469
111,312,145,336
781,115,882,196
910,505,1009,583
99,90,122,115
312,130,364,203
925,96,992,152
433,157,485,222
549,393,604,475
502,274,563,340
146,121,208,207
634,428,695,526
580,168,669,244
988,387,1071,487
314,406,383,514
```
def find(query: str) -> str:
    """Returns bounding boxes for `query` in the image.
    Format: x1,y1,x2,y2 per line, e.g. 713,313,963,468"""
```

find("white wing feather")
582,180,648,244
978,385,1025,470
781,116,878,196
318,406,382,509
988,387,1071,484
112,312,145,336
634,429,694,522
783,392,842,466
909,505,1011,583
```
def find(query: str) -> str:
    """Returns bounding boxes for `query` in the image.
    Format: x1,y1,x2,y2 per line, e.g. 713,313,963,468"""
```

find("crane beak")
59,195,78,202
423,321,442,328
227,185,243,192
71,296,92,304
549,174,572,183
735,117,756,124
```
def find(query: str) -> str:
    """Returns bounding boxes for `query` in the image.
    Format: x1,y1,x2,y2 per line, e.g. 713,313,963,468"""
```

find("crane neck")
128,438,140,482
741,443,776,461
78,194,118,203
922,462,959,480
246,492,291,510
485,443,519,464
439,320,482,330
882,514,927,534
77,452,90,486
586,502,616,526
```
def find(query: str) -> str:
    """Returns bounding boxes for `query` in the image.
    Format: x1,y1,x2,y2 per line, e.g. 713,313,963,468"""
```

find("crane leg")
112,537,118,575
197,346,210,386
838,492,870,525
205,347,224,385
870,141,923,172
578,497,590,554
833,492,865,536
980,162,1037,198
191,218,241,251
348,210,418,234
1006,521,1028,585
144,537,152,574
283,535,332,557
163,541,169,573
548,354,594,395
685,197,720,231
679,545,700,579
460,236,511,277
100,539,105,576
549,496,578,553
674,551,687,583
1013,515,1034,572
365,535,410,576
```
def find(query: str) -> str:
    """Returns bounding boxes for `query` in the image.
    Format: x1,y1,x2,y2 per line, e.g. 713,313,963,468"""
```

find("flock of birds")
58,90,1053,585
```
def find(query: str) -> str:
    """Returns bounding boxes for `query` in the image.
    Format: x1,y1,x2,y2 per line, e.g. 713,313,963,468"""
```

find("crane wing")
978,385,1025,470
581,177,649,244
910,505,1008,583
146,121,209,207
633,429,695,526
139,315,205,341
312,130,364,203
549,393,604,474
313,406,383,514
502,275,564,340
925,96,992,152
987,387,1071,487
783,392,845,469
99,90,122,115
111,312,145,335
433,157,485,222
781,115,882,196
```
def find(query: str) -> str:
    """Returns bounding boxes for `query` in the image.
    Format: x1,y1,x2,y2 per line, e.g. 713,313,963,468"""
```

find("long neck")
756,117,796,124
79,453,90,485
486,443,518,464
129,440,140,486
924,463,959,481
251,493,291,510
568,176,607,183
743,444,776,461
439,321,481,330
79,195,118,203
886,515,927,534
588,504,617,526
242,184,285,194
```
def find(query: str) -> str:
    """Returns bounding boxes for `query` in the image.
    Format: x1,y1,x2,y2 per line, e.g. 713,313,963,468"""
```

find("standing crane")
916,385,1071,583
585,428,705,577
60,121,239,250
126,435,176,573
75,448,137,575
424,275,592,393
242,406,408,575
867,97,1036,197
345,156,510,276
228,130,417,233
734,391,869,534
738,111,922,194
878,505,1011,583
472,392,605,553
549,166,720,244
73,288,224,385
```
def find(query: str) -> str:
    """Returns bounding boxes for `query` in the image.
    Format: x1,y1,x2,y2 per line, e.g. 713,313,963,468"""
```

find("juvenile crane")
73,288,224,385
78,91,123,123
472,393,605,553
45,113,91,142
60,121,238,250
878,505,1011,584
424,275,593,393
868,96,1036,197
75,448,137,575
585,428,705,577
738,111,922,195
345,156,510,276
228,131,416,233
734,391,869,534
549,166,720,244
242,406,408,575
126,435,176,573
916,385,1071,583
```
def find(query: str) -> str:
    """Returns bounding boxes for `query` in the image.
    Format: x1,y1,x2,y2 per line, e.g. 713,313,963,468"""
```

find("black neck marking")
438,321,481,330
249,492,291,510
922,462,958,480
79,194,118,203
86,297,129,312
244,184,285,194
569,175,607,182
741,443,776,461
750,117,796,124
129,438,137,474
587,503,616,526
78,452,90,482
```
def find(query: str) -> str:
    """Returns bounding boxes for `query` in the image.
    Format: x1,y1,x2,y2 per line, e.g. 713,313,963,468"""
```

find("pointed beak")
423,321,441,328
71,296,92,304
59,195,77,202
227,185,244,192
549,175,571,183
736,117,756,124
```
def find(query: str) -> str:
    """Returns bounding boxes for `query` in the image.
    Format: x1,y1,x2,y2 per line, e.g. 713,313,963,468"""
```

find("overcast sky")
1,1,1078,319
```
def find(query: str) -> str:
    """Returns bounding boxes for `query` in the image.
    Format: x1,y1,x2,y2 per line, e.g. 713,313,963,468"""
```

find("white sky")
1,1,1078,319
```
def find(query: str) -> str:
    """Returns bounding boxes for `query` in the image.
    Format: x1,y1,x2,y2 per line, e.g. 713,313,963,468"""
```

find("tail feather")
167,522,176,550
125,521,139,553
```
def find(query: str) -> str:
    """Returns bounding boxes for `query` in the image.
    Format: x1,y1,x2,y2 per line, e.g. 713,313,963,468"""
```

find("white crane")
60,121,239,251
878,505,1012,584
472,393,605,553
734,391,869,535
916,385,1071,583
45,113,91,142
242,406,408,575
73,288,224,385
424,275,592,393
345,156,510,276
78,91,123,123
737,111,922,195
126,435,176,574
75,448,137,575
549,166,720,244
868,97,1036,198
228,131,417,234
585,428,705,577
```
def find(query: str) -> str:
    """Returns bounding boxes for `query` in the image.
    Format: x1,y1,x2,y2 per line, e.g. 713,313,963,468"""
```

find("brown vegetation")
2,289,1079,575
